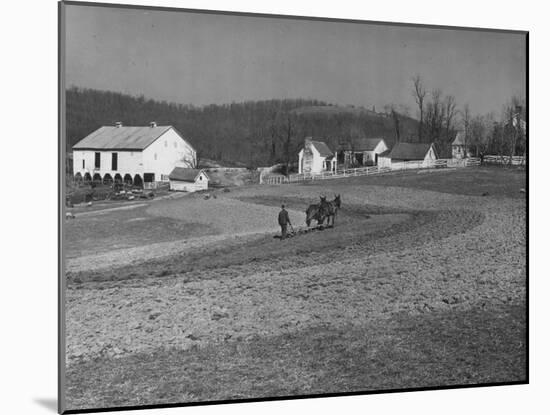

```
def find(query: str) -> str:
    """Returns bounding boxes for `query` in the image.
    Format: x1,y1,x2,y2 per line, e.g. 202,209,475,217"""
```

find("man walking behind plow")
278,204,292,240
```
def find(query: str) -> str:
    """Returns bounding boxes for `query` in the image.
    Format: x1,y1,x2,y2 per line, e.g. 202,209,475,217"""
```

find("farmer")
278,204,292,240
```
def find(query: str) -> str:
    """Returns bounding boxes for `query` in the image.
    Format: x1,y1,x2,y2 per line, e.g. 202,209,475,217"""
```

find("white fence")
483,155,526,166
261,157,481,185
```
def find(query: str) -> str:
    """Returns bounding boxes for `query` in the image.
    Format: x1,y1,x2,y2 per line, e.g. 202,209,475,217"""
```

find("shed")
169,168,209,192
338,137,389,167
452,132,471,159
379,142,437,167
377,149,392,168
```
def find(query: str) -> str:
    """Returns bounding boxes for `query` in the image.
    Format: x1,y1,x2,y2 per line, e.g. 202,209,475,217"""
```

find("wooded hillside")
66,87,420,168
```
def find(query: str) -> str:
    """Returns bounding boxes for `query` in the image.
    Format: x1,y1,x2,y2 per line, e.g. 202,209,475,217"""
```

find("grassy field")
64,166,527,410
332,165,526,198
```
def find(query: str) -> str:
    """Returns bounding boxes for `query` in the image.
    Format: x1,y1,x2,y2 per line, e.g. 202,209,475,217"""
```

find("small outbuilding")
452,132,471,159
377,149,392,168
338,137,389,167
169,167,209,192
379,142,438,167
298,138,337,174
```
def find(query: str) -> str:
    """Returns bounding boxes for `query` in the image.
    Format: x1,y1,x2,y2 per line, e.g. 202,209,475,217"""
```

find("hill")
66,87,419,169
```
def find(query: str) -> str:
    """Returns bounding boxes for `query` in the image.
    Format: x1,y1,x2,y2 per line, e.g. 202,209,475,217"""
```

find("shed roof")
339,138,386,151
308,139,333,157
169,167,208,182
389,142,435,160
452,131,466,146
73,125,177,150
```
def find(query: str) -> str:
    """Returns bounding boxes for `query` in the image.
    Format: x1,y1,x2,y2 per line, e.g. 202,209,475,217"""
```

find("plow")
275,224,331,239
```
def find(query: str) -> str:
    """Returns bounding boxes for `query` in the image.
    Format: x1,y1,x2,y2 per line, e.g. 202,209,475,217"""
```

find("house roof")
308,140,333,157
73,125,175,150
339,138,386,151
169,167,208,182
452,131,466,146
389,142,435,160
379,149,391,157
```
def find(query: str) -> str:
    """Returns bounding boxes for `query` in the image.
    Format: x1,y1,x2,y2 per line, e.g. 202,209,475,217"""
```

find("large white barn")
72,122,196,187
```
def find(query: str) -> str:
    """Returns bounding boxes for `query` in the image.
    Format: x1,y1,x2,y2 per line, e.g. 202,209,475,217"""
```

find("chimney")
115,121,122,128
150,121,157,128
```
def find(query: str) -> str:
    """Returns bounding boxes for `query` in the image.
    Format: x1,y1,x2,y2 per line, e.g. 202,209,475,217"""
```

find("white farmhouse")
298,138,337,174
72,122,196,187
168,168,209,192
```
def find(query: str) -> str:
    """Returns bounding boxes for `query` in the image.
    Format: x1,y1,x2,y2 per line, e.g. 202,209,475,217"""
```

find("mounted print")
58,1,528,413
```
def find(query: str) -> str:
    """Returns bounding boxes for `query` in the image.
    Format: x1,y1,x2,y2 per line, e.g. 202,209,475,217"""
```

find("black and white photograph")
58,1,527,412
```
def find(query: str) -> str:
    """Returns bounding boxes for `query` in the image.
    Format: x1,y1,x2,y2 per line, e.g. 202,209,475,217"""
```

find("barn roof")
389,142,435,160
452,131,466,146
73,125,177,150
169,167,208,182
309,140,333,157
339,138,386,151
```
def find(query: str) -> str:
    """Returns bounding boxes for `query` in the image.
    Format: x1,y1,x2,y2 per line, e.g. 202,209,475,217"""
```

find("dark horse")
306,196,328,227
322,194,342,227
305,195,342,228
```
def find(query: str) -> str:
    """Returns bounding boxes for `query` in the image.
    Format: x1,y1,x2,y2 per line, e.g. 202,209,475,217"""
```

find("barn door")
111,153,118,171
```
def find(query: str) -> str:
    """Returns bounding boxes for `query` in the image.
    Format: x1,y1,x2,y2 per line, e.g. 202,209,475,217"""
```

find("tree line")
66,85,525,173
66,87,419,171
401,75,526,159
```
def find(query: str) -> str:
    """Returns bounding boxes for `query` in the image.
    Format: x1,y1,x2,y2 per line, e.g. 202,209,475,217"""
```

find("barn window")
154,153,157,160
174,141,177,148
199,175,202,181
94,152,100,169
82,159,85,169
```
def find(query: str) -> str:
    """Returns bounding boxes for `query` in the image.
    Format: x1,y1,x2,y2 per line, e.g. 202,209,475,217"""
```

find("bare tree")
426,88,445,142
271,112,297,175
412,75,427,142
461,104,471,155
502,96,526,165
384,104,401,143
443,95,457,142
470,114,493,157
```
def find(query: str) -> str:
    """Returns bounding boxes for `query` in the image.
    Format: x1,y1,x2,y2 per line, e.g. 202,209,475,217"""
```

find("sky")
64,4,526,117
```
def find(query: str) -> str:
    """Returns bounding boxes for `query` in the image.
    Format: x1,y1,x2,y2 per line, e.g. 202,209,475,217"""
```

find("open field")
64,167,526,410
